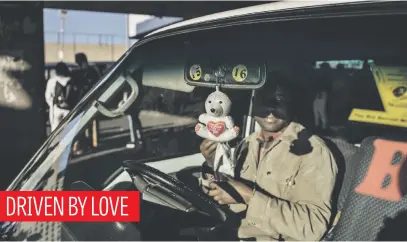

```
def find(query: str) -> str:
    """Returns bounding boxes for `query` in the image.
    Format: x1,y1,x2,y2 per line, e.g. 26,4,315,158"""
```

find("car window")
284,58,402,143
255,60,407,144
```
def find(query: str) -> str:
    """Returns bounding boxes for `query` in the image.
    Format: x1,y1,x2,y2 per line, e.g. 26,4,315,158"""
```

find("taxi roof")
147,0,373,38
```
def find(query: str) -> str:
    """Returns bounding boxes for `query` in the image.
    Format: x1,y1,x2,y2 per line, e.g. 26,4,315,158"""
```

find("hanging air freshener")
195,84,240,178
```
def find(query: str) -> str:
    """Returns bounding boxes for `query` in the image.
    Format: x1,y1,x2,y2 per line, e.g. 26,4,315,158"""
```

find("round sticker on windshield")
189,65,202,81
232,64,248,82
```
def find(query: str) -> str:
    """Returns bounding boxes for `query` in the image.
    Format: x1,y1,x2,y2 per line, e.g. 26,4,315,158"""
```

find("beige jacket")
230,122,338,241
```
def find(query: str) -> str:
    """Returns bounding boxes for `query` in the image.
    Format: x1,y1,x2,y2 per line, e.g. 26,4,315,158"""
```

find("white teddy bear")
195,89,240,177
195,89,239,142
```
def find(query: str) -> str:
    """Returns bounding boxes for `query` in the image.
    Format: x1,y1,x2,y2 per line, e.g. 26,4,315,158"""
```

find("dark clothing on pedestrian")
71,66,100,102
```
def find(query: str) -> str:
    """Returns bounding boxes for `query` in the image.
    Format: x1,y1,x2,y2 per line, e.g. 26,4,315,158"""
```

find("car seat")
321,137,359,240
328,136,407,240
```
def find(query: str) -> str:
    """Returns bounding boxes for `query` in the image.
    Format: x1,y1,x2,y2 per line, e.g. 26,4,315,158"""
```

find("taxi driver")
200,72,338,241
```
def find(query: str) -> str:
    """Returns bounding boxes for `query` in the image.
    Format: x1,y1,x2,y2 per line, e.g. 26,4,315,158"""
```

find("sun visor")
142,54,195,93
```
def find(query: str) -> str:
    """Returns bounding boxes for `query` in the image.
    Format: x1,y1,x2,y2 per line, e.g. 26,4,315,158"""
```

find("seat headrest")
332,136,407,240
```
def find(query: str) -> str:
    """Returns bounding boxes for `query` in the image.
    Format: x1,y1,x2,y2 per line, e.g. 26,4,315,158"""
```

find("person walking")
45,62,75,132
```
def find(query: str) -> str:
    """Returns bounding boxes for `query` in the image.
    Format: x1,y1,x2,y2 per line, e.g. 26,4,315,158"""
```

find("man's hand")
200,139,217,164
208,179,254,205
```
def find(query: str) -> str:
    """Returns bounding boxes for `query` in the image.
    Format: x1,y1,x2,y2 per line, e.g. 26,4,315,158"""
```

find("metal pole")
111,35,114,61
56,32,60,61
73,34,76,55
244,90,256,138
125,14,130,49
58,9,67,61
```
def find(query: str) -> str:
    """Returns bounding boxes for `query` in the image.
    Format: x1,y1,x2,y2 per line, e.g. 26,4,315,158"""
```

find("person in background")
332,63,351,125
355,60,376,109
313,62,333,133
45,62,75,132
72,52,100,99
291,61,317,128
72,53,101,154
313,81,330,132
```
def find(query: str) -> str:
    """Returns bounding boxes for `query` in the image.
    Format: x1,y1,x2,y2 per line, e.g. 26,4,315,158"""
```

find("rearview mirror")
184,59,266,89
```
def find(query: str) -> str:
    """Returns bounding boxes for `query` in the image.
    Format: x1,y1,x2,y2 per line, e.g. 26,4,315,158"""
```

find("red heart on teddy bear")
207,121,226,137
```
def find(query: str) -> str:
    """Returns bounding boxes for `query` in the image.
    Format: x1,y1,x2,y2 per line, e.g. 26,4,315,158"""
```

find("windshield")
10,13,407,193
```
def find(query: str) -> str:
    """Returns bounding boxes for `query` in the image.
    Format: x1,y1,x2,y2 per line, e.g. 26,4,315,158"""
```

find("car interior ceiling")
63,13,407,241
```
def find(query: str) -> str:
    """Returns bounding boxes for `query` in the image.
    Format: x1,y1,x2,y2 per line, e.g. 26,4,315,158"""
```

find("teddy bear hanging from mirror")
195,65,240,180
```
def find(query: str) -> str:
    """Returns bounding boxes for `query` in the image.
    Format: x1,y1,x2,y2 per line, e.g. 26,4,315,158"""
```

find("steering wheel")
123,160,227,222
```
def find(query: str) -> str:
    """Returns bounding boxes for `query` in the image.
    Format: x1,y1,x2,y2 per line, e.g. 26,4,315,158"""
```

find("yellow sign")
232,64,248,82
189,65,202,81
349,64,407,127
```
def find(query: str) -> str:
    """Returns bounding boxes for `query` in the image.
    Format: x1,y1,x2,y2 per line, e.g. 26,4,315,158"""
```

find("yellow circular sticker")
189,65,202,81
232,64,248,82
